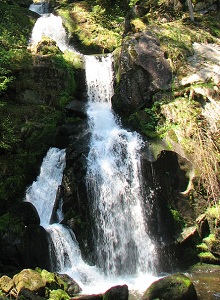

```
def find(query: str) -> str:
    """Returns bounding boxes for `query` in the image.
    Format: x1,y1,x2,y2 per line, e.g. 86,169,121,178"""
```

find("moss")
0,213,24,235
57,2,124,54
170,207,185,229
197,242,209,252
49,289,70,300
198,251,218,262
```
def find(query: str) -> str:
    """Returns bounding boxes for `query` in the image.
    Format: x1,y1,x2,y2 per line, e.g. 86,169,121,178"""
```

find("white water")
86,55,157,277
30,14,72,52
25,147,66,225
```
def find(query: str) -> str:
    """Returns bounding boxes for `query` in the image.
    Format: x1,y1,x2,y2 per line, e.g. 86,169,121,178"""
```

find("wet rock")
19,287,43,300
57,273,82,296
23,225,51,270
103,285,129,300
142,273,197,300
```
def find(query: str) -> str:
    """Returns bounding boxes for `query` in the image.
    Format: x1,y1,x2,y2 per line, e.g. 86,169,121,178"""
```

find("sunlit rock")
142,273,197,300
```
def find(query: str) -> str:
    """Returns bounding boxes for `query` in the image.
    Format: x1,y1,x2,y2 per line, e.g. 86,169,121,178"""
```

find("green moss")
0,213,23,235
197,243,209,252
52,55,76,107
49,289,70,300
0,2,35,94
198,251,217,261
63,51,84,69
170,207,185,228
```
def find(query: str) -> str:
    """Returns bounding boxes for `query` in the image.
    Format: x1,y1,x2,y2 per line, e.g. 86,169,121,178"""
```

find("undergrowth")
57,1,125,53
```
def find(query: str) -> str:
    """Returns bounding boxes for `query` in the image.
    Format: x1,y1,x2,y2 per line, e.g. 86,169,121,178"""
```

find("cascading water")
24,148,104,291
25,147,66,225
85,55,157,277
30,14,71,52
26,9,159,295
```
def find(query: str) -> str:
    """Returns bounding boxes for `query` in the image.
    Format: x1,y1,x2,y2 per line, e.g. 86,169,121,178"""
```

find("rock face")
9,202,40,226
11,55,74,106
142,273,197,300
112,31,172,117
0,207,51,273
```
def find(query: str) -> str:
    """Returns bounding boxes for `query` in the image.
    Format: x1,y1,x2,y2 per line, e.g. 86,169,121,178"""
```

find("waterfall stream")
26,12,159,295
85,55,156,277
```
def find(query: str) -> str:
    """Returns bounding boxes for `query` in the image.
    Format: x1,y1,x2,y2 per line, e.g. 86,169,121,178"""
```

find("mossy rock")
142,273,197,300
49,289,70,300
13,269,45,296
40,269,62,291
0,275,14,293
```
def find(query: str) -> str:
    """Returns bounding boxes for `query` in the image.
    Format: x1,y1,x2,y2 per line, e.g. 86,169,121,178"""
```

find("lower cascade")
25,12,159,295
85,55,157,277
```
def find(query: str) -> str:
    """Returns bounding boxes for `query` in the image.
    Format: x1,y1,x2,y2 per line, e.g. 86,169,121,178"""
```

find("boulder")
40,269,63,291
9,201,40,226
103,285,129,300
57,273,82,296
142,273,197,300
23,224,51,270
0,213,25,272
0,275,14,293
13,269,45,295
112,31,172,117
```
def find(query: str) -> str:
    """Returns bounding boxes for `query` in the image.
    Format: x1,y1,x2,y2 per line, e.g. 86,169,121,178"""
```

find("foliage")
0,116,21,152
49,289,70,300
156,94,219,204
0,103,65,211
0,1,35,94
57,1,124,53
0,213,23,235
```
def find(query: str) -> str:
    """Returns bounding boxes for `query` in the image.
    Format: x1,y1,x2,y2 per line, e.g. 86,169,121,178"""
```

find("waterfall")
85,55,157,277
25,11,159,295
24,147,105,292
29,14,70,52
25,147,66,225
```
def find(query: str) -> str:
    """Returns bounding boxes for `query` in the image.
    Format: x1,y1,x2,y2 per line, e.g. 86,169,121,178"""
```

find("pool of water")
187,264,220,300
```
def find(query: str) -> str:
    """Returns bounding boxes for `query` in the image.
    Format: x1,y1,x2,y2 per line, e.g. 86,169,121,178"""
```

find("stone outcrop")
0,209,51,273
142,273,197,300
112,31,172,117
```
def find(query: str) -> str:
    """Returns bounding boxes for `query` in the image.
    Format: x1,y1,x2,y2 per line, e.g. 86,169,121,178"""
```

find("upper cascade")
29,1,52,15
